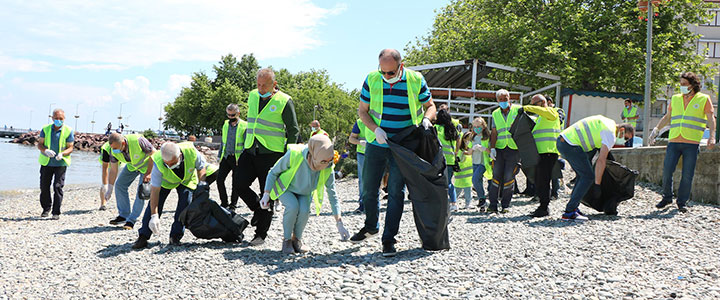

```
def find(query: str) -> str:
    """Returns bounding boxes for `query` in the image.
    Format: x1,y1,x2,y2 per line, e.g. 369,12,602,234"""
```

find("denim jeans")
456,187,473,206
278,191,311,240
661,142,700,207
446,166,457,203
472,164,486,199
138,185,193,239
488,148,519,209
114,165,147,224
556,139,593,213
356,153,365,209
361,144,406,245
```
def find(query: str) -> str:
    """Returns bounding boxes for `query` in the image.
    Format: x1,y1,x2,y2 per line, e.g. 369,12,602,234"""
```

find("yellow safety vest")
98,142,111,163
435,118,460,165
152,142,199,190
454,152,473,188
112,134,152,173
244,90,289,152
669,93,708,143
363,69,425,143
221,119,247,160
205,163,218,177
561,115,616,152
532,112,561,154
492,105,520,150
269,144,333,215
38,124,72,166
481,139,492,180
355,119,367,154
622,105,638,128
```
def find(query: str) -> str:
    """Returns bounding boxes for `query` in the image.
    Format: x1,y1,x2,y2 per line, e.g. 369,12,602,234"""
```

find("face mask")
258,90,273,98
615,137,626,146
167,157,183,170
473,128,481,134
498,101,509,109
53,119,63,127
382,68,402,84
680,86,691,95
311,127,318,132
112,149,122,154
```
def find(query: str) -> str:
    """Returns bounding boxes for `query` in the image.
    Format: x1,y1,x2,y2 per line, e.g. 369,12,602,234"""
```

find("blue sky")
0,0,448,133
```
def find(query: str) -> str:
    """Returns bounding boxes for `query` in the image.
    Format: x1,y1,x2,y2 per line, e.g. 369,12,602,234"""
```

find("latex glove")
55,152,63,161
422,117,433,130
648,127,659,145
472,144,487,152
101,184,108,197
359,140,367,147
149,213,160,235
374,127,388,144
44,149,56,157
105,184,114,199
591,184,602,199
259,192,271,210
708,137,715,150
489,148,497,161
336,220,350,241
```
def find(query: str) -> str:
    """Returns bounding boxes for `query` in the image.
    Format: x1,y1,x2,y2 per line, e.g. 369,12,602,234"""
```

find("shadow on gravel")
152,240,242,255
466,215,533,224
627,209,678,220
0,216,55,222
55,226,124,235
63,209,96,216
222,246,435,275
96,241,162,258
524,219,589,228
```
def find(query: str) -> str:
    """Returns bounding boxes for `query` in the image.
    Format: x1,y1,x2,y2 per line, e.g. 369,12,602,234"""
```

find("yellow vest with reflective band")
38,124,72,166
454,152,473,188
622,105,638,127
152,142,199,190
435,119,460,165
669,93,708,143
355,119,367,154
311,129,329,138
481,139,492,180
244,90,290,152
205,163,218,177
98,141,111,163
532,112,561,154
221,119,247,160
363,69,425,143
113,134,152,173
269,144,333,215
492,105,520,150
561,115,616,152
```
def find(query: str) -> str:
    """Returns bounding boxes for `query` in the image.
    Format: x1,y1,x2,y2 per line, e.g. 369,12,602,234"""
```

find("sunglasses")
227,113,237,118
378,64,401,76
319,159,332,164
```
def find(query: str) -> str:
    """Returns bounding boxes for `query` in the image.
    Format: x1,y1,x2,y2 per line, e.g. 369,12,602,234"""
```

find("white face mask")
615,137,626,146
680,86,691,95
382,68,402,84
167,156,183,170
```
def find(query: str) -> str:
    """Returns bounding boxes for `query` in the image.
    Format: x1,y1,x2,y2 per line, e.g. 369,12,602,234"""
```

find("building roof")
561,88,644,102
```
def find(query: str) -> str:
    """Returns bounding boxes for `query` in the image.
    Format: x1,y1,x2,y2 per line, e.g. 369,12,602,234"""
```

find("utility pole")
642,4,653,146
74,104,80,132
91,110,97,133
47,103,55,124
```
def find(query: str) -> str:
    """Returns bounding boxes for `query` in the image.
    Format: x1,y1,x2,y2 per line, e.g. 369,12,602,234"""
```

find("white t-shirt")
561,129,615,150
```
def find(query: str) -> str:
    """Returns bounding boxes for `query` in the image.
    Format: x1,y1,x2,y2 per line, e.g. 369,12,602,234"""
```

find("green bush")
143,129,157,139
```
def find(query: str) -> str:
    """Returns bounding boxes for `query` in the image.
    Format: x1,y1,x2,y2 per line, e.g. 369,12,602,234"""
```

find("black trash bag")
179,183,249,242
581,160,638,215
138,182,152,200
388,125,450,251
509,110,539,168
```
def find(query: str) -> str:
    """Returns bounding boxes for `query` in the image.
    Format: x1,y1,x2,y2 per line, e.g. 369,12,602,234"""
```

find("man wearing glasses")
350,49,436,257
217,103,247,210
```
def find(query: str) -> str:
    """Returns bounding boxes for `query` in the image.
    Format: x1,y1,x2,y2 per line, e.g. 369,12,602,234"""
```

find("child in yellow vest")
454,132,475,209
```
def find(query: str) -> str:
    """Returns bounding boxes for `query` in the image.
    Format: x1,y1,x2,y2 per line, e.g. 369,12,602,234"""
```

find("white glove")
44,149,56,157
648,127,659,145
359,140,367,147
472,144,487,152
105,184,114,199
374,127,388,144
101,184,107,196
260,192,271,210
336,220,350,241
422,117,433,130
149,213,160,235
489,148,497,161
55,152,63,161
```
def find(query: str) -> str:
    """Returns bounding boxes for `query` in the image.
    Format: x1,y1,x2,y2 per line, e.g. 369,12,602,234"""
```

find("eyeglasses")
378,64,400,76
319,159,332,164
227,113,237,118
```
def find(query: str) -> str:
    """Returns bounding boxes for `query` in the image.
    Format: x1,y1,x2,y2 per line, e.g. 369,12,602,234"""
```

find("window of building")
702,10,720,26
698,41,720,58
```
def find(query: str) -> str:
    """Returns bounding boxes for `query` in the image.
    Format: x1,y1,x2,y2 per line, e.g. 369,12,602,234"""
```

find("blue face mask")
474,128,481,134
112,149,122,154
53,119,63,127
258,90,273,98
498,101,509,109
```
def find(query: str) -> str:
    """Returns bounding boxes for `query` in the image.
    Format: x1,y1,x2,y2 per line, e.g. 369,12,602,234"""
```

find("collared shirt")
110,136,155,163
39,126,75,167
150,148,206,188
219,121,238,159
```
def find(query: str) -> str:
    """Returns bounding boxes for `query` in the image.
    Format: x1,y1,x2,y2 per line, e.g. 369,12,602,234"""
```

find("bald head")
530,94,547,107
379,49,402,64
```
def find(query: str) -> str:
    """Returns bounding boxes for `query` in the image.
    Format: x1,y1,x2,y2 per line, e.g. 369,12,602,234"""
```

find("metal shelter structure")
408,59,562,125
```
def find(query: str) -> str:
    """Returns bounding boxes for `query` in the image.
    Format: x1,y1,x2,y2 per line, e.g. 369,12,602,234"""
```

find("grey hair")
52,108,65,116
495,89,510,100
108,132,124,144
379,49,402,63
256,68,275,81
160,142,181,161
226,103,239,112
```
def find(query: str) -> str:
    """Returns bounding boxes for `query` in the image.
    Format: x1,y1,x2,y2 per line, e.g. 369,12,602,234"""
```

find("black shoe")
477,198,487,208
486,206,498,213
122,221,134,230
677,206,688,213
382,243,397,257
228,204,237,211
499,207,509,214
531,207,549,218
132,236,149,249
656,199,672,209
169,236,182,246
220,203,229,209
109,216,126,225
349,228,379,244
41,210,50,218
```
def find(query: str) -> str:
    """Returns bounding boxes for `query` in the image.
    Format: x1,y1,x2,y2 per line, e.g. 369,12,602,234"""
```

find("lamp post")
47,103,56,124
118,102,128,127
74,104,80,133
29,110,33,130
641,2,653,146
158,102,167,132
91,110,97,133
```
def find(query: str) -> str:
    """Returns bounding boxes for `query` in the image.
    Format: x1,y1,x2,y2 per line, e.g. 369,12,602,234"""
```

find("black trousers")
216,155,239,206
535,153,559,208
39,165,67,215
235,151,283,239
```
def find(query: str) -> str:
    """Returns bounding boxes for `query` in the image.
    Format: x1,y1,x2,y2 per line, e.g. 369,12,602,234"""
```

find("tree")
404,0,717,97
164,72,212,135
212,53,260,91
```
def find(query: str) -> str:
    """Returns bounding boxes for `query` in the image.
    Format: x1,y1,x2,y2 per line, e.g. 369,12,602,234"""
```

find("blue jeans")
357,153,365,209
114,165,147,224
279,191,311,240
557,139,593,213
361,144,406,245
662,142,700,207
456,187,472,206
472,164,486,199
446,166,457,203
138,185,193,239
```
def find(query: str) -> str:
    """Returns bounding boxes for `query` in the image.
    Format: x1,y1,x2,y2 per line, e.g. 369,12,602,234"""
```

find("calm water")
0,138,101,191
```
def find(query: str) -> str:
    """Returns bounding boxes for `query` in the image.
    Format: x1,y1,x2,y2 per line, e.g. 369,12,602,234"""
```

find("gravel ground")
1,172,719,300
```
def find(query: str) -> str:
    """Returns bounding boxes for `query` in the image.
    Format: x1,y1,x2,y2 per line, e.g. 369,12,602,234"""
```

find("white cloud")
0,0,346,68
65,64,129,71
0,55,52,75
168,74,192,93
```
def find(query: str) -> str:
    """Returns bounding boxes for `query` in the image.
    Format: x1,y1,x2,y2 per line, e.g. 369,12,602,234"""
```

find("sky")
0,0,449,133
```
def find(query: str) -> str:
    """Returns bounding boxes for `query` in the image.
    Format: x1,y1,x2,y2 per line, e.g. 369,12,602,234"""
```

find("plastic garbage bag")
509,111,539,168
179,183,249,242
581,159,638,215
138,182,152,200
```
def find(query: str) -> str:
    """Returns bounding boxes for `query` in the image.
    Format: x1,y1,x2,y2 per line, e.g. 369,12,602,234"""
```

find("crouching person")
132,141,206,249
260,134,350,254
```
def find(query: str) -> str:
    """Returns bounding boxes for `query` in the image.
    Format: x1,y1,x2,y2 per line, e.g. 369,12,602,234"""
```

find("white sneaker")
249,236,265,246
463,203,472,210
449,204,458,211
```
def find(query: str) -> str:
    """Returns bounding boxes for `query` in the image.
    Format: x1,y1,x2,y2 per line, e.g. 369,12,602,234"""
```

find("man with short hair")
488,89,521,213
621,99,639,129
36,108,74,219
217,103,247,210
524,95,561,217
309,120,328,137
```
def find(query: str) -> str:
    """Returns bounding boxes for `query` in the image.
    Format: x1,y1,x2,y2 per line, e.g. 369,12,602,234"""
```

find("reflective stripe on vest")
356,119,366,154
221,119,247,160
561,115,616,152
114,134,151,173
481,138,492,180
669,93,708,142
622,106,638,127
152,142,199,190
363,69,424,143
532,114,561,154
38,124,72,166
453,153,473,188
244,90,289,152
492,106,520,150
269,144,332,215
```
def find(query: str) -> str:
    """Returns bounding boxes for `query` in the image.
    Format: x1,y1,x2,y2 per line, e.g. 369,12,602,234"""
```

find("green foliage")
405,0,718,98
142,129,157,139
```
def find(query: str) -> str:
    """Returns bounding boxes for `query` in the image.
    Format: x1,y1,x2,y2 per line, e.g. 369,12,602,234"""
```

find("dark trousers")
535,153,559,208
236,151,283,239
216,155,239,206
138,185,193,239
361,144,407,245
488,148,519,209
39,166,66,215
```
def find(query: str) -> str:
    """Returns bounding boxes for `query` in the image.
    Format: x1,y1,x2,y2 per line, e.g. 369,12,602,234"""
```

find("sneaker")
531,196,539,202
561,210,588,221
228,204,237,212
41,210,50,218
109,216,126,225
449,204,458,212
499,207,509,214
477,198,487,208
656,199,672,209
99,205,107,211
122,222,134,230
349,228,379,244
51,214,60,220
169,236,181,246
485,206,498,213
531,207,549,218
353,207,364,214
550,195,559,201
132,236,149,249
249,236,265,246
463,203,472,210
282,240,295,254
291,239,309,253
677,206,688,213
382,243,397,257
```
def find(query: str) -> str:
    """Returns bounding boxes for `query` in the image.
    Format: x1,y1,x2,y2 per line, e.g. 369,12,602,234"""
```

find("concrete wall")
611,146,720,205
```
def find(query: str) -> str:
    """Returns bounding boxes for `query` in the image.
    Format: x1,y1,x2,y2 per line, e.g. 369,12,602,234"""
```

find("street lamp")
91,110,97,133
118,102,128,127
74,104,80,133
47,103,56,124
158,102,167,132
29,110,33,130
